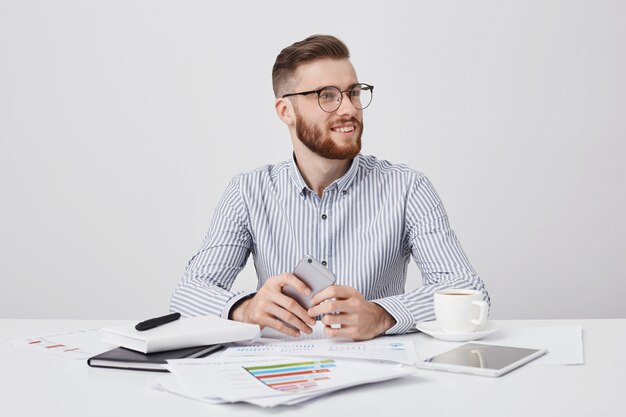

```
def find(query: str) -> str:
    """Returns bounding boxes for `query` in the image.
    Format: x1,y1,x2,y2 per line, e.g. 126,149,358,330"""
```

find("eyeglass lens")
318,84,372,112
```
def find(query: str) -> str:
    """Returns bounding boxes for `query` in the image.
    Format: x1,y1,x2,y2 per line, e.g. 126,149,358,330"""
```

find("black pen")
135,312,181,331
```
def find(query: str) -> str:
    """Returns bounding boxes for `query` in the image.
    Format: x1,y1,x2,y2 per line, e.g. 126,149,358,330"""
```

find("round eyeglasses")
282,83,374,113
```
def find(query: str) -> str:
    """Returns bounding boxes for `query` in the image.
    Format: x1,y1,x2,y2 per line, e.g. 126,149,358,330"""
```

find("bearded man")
170,35,490,340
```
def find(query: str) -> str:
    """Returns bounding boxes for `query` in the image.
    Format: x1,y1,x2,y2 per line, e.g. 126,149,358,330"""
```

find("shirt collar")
334,154,360,192
289,153,311,196
289,153,361,196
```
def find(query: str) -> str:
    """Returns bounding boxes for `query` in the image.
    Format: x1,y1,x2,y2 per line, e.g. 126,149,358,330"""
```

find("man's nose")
336,91,359,117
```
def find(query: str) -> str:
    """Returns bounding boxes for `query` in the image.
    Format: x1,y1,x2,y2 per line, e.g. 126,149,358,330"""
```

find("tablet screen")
424,343,543,371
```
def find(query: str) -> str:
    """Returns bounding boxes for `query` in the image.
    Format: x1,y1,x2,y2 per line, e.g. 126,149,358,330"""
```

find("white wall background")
1,0,624,320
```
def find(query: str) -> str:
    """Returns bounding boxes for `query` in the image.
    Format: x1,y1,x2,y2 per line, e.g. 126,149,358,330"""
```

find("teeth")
333,126,355,133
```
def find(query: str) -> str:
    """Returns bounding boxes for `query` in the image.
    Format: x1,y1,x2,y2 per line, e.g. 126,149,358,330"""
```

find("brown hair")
272,34,350,98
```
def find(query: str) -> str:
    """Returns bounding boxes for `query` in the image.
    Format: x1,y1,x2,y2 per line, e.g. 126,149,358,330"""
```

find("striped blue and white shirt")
170,154,490,334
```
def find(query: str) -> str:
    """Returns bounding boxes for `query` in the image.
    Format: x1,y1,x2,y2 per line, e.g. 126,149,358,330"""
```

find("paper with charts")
164,356,414,407
222,339,418,364
9,328,115,360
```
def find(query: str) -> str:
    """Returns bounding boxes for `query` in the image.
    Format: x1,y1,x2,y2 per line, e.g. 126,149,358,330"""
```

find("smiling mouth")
331,125,355,133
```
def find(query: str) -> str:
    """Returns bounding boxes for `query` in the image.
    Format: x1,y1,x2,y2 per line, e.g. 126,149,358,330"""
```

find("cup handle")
471,300,489,327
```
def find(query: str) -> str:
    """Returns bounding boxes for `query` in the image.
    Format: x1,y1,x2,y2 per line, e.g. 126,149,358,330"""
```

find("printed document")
9,328,115,360
165,356,414,407
223,338,418,364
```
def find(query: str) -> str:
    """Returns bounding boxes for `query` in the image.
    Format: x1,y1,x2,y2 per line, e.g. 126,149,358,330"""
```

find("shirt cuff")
372,297,416,335
221,291,256,319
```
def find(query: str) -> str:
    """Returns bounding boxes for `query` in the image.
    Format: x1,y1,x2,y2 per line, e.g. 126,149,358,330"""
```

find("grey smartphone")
282,255,337,309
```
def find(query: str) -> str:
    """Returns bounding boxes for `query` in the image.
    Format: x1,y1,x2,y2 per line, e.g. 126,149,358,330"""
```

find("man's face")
290,58,363,160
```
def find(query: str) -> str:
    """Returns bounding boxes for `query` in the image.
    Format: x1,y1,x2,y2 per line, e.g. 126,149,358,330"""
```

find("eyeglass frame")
281,83,374,113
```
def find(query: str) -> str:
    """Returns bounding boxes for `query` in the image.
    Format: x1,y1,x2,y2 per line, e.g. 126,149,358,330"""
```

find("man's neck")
293,147,352,198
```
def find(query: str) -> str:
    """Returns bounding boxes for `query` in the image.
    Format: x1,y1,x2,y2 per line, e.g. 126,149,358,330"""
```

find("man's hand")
307,285,396,341
229,273,316,337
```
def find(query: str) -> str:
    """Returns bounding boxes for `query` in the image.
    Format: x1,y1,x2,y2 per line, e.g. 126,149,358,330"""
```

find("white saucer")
416,320,499,342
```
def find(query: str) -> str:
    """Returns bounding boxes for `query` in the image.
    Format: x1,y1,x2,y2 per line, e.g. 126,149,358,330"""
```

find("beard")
295,112,363,160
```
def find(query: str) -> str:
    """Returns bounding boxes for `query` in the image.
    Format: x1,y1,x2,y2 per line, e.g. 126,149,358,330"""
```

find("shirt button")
321,214,327,220
321,260,327,266
341,190,347,196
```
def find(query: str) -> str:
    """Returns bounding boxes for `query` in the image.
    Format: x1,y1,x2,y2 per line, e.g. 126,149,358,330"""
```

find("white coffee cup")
434,289,489,333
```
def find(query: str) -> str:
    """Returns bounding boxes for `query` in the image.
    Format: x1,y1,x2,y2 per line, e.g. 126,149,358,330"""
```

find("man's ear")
275,97,296,126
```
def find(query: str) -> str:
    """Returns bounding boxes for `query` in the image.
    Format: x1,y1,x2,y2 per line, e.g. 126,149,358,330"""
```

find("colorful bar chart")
244,359,336,392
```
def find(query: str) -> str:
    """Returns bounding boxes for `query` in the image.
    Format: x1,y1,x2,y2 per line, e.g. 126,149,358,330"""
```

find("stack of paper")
147,322,419,406
155,355,415,407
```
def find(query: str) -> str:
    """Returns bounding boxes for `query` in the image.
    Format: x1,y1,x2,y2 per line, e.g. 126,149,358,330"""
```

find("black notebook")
87,344,223,372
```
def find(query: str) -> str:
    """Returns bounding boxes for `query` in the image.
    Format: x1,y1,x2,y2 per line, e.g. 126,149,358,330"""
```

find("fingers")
323,324,352,339
264,297,315,334
245,307,303,338
318,312,374,341
279,273,313,297
238,273,316,336
320,312,343,326
267,274,316,327
308,287,355,337
244,296,313,336
307,285,393,341
271,290,316,325
308,286,358,317
308,298,337,318
266,317,304,338
310,285,353,306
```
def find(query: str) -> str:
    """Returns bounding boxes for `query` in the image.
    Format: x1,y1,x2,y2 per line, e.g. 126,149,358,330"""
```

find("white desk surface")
2,318,625,416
